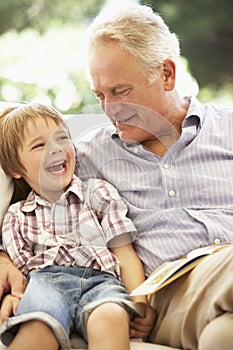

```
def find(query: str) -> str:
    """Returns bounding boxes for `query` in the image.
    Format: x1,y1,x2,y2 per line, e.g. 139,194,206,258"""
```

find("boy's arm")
0,211,27,306
110,242,146,304
110,243,156,338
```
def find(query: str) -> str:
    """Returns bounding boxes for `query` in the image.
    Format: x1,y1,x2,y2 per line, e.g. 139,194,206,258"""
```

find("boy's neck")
37,189,65,204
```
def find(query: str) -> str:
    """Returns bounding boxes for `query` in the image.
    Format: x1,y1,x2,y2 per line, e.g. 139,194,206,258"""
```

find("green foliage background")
142,0,233,88
0,0,232,113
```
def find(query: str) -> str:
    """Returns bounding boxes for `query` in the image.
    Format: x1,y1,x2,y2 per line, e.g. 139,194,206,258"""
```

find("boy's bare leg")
87,302,130,350
8,320,59,350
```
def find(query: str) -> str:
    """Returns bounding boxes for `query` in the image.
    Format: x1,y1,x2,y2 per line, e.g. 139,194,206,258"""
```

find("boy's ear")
12,172,23,179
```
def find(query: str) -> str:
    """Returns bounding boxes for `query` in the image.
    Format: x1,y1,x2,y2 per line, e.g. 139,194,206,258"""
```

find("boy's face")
15,117,75,203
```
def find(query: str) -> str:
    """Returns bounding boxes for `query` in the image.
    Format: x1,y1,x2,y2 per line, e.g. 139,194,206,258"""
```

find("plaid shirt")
2,176,136,277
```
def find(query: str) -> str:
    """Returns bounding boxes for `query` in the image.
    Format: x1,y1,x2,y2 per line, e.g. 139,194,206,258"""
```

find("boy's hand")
0,294,20,324
130,302,157,339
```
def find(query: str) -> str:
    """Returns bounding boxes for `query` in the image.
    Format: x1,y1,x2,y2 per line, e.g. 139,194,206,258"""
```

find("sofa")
0,336,179,350
0,103,180,350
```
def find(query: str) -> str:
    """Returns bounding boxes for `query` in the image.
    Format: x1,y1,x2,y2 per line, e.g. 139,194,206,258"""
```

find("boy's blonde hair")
87,4,180,83
0,102,67,180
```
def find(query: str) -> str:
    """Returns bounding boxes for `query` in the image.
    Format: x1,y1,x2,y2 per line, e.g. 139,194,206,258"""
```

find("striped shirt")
76,97,233,276
2,176,136,277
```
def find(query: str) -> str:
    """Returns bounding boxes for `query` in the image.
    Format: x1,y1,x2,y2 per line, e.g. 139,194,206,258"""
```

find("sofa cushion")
70,334,180,350
0,102,20,227
0,337,178,350
0,165,13,227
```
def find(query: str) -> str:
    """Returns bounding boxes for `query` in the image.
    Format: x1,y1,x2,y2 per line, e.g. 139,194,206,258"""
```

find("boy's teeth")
47,161,64,173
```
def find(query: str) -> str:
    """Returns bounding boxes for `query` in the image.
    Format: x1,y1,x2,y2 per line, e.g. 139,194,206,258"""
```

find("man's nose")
104,101,123,118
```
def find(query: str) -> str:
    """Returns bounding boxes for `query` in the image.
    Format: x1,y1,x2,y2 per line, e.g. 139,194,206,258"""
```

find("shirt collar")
182,96,205,128
21,175,84,213
64,175,84,201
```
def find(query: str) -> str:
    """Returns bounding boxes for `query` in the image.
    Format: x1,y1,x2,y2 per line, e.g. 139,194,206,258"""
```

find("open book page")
130,242,232,296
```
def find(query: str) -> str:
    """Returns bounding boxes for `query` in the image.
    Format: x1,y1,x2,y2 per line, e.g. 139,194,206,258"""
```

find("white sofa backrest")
64,113,111,142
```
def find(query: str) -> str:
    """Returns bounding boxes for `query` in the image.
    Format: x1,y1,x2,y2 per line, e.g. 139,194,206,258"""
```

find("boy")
0,102,152,350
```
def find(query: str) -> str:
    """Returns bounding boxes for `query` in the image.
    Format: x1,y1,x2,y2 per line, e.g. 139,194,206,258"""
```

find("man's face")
88,41,171,144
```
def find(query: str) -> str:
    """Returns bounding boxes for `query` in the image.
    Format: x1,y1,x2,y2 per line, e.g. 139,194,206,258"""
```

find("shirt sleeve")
2,208,33,269
88,179,137,245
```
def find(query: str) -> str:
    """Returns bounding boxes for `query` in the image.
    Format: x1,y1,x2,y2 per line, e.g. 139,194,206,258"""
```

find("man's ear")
162,59,176,91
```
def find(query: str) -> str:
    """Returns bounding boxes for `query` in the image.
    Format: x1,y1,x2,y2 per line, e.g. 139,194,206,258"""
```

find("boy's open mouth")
47,160,66,174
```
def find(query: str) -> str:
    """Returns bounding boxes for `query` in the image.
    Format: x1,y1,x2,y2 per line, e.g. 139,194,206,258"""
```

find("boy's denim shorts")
0,266,142,350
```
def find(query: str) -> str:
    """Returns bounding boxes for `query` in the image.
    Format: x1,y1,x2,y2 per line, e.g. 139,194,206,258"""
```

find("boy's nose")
48,142,63,155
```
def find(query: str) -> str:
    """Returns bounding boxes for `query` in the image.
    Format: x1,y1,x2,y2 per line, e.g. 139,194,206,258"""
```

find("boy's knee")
199,313,233,350
87,302,129,332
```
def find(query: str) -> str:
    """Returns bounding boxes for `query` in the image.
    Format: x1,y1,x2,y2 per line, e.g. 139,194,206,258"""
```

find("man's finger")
11,275,27,299
0,282,7,300
130,327,149,339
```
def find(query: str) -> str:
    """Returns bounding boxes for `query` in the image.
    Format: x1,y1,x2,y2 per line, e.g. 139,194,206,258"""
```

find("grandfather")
76,4,233,350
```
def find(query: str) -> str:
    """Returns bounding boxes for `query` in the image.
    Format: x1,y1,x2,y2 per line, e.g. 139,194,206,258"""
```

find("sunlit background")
0,0,232,114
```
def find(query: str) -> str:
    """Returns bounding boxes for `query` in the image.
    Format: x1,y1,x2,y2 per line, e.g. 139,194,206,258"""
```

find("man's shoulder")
204,102,233,116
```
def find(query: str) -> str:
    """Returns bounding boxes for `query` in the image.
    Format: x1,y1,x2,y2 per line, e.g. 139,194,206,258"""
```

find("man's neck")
142,135,178,158
142,95,190,157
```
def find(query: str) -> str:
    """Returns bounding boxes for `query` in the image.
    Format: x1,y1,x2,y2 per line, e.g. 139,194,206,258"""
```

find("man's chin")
117,127,152,144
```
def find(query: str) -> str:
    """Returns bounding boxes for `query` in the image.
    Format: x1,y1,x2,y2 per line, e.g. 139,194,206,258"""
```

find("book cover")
130,242,232,296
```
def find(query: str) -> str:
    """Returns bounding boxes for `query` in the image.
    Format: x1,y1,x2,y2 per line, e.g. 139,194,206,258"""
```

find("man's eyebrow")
92,84,132,94
111,84,132,90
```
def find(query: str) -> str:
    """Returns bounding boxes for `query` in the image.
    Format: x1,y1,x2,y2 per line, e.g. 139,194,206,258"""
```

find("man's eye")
115,88,131,96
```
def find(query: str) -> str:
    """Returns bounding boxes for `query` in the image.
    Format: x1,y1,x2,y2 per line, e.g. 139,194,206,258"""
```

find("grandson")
0,102,150,350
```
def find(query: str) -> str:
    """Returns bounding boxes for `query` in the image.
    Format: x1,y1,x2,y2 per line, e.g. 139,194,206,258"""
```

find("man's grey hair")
87,4,180,82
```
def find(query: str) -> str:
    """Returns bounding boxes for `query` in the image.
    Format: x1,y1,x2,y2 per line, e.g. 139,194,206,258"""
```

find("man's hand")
0,294,20,324
130,302,157,339
0,252,27,300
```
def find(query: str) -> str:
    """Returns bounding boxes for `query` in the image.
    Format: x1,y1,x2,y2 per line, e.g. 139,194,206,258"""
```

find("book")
130,241,232,296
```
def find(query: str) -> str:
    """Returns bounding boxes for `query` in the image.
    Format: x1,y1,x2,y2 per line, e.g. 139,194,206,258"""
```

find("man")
76,4,233,350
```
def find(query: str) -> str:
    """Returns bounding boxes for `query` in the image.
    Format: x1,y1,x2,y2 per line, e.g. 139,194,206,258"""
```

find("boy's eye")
57,135,69,142
32,143,44,150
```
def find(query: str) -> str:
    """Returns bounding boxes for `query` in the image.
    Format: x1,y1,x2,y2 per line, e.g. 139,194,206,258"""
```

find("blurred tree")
141,0,233,89
0,0,106,113
0,0,105,34
0,0,232,110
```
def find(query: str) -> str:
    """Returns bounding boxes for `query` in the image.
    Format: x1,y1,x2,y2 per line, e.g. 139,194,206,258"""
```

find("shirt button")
163,164,170,169
214,238,221,244
168,190,175,197
134,147,139,154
